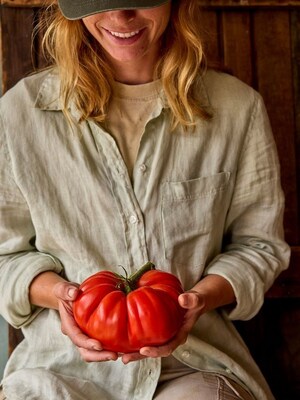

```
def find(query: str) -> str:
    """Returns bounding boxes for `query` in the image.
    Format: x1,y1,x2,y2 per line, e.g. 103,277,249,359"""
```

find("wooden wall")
1,0,300,398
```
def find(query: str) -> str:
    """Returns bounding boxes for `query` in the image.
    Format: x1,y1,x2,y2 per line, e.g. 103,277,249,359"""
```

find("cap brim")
58,0,169,20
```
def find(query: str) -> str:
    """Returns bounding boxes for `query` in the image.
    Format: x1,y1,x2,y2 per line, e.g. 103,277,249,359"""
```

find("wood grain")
221,10,253,85
0,6,36,92
2,0,50,7
199,0,300,7
253,9,299,245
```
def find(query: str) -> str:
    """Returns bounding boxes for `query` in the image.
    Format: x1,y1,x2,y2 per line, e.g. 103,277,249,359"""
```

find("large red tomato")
73,262,185,353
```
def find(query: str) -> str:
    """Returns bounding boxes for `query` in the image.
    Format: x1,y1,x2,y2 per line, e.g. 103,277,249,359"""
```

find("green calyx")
115,261,155,294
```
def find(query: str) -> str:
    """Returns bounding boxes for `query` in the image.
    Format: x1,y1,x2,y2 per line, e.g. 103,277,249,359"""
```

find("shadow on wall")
0,316,8,379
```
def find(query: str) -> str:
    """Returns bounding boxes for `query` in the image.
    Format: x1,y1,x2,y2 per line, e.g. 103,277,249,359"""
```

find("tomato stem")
117,261,155,294
129,261,156,283
115,261,155,294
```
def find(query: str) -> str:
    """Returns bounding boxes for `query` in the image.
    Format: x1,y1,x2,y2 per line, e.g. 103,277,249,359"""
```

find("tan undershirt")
105,80,162,178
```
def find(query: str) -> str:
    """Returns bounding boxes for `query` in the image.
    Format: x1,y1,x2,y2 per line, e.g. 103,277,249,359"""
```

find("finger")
58,301,103,351
63,322,104,353
139,328,189,358
121,352,147,364
140,344,173,358
60,313,103,351
68,329,103,351
139,336,184,358
79,348,118,363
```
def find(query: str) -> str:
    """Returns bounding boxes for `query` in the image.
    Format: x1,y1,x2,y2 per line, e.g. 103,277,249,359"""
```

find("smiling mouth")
109,30,140,39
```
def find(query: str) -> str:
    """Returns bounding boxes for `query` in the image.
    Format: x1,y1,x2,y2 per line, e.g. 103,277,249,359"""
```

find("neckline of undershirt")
112,79,163,101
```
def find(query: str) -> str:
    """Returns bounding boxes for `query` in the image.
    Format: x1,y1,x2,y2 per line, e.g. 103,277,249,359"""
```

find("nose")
108,9,136,23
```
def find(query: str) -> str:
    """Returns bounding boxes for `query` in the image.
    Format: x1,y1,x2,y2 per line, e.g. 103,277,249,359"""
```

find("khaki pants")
156,355,254,400
154,371,254,400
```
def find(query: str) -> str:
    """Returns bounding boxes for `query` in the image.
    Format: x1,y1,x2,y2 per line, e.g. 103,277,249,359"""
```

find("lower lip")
105,28,145,45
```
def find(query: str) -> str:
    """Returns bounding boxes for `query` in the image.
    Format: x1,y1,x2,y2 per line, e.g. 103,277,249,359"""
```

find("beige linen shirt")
0,68,290,400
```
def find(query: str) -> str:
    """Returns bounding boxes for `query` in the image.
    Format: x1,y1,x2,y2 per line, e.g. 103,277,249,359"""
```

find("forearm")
29,271,67,310
187,274,236,313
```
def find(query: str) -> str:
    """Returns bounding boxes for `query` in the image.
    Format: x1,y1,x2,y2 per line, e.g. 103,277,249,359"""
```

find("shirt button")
129,215,138,224
139,164,147,172
117,171,125,180
225,368,232,374
182,350,190,358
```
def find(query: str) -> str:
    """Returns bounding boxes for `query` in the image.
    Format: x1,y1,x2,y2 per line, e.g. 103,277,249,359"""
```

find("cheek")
82,17,93,32
149,5,171,36
152,17,170,42
82,17,103,41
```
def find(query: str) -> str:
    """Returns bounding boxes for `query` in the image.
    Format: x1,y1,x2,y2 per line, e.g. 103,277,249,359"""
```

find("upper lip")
103,26,143,34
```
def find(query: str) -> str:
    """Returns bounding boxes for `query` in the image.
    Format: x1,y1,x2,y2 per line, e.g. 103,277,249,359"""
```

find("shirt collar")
33,69,211,119
34,69,83,122
34,69,62,111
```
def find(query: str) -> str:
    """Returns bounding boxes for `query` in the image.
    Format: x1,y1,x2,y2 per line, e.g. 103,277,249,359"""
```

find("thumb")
178,291,205,310
53,281,80,301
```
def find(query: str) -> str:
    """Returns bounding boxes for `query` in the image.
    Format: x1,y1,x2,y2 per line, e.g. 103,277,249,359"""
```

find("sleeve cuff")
0,252,63,328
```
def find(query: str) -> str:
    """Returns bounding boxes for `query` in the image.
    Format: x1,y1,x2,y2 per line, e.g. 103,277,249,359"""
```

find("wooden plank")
2,0,300,8
199,0,300,8
291,10,300,244
221,10,253,85
0,6,36,93
8,327,24,355
2,0,45,7
31,8,49,70
199,9,223,68
235,297,300,399
253,10,299,245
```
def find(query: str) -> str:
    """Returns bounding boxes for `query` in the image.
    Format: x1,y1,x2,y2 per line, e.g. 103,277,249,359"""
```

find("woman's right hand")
53,281,119,362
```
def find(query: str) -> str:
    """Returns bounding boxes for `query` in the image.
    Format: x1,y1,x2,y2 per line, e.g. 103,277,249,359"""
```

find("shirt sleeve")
0,113,64,328
203,93,291,320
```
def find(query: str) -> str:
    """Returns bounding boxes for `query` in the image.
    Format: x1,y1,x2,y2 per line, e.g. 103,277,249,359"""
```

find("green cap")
58,0,169,20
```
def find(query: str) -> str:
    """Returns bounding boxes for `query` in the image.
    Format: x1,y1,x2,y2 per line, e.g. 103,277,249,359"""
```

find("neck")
113,61,156,85
108,53,158,85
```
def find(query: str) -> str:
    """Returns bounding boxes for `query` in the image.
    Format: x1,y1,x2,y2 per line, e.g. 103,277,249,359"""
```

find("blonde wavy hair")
40,0,210,129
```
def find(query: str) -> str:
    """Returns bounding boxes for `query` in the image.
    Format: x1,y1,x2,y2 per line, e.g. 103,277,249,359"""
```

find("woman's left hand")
121,274,236,364
121,290,205,364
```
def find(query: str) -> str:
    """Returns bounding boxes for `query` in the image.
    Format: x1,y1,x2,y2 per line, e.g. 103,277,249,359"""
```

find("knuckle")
79,348,92,362
179,336,187,345
60,324,68,336
165,349,172,357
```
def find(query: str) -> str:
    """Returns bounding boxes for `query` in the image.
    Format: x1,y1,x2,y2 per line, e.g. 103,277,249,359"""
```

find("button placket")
88,121,148,269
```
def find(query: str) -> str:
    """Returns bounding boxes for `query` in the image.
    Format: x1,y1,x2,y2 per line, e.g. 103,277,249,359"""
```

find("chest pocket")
161,172,231,268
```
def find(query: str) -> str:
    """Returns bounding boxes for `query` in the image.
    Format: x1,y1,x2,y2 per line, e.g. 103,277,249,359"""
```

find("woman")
0,0,290,399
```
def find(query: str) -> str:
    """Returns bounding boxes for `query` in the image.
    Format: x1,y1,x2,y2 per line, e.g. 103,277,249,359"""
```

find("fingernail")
68,288,76,298
181,295,188,307
92,344,102,351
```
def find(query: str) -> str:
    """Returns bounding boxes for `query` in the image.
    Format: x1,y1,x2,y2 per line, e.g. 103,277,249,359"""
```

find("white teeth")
109,30,140,38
